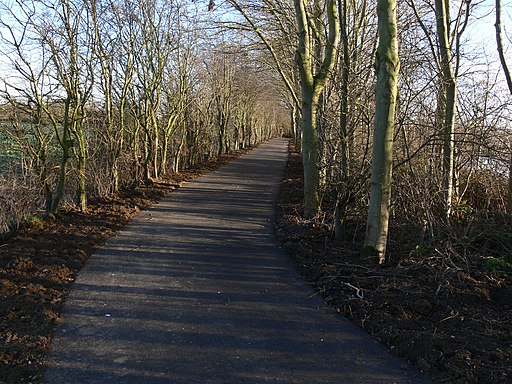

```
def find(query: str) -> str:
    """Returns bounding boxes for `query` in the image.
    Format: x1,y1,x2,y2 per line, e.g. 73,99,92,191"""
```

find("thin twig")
344,282,364,299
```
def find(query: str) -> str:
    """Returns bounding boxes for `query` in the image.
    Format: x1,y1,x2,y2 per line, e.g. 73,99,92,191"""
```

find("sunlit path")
45,138,430,384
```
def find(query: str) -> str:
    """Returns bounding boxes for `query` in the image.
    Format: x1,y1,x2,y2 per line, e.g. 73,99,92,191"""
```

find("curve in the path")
45,138,431,384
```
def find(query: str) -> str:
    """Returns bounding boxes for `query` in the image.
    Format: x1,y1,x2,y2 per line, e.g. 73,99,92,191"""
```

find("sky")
466,0,511,55
0,0,510,96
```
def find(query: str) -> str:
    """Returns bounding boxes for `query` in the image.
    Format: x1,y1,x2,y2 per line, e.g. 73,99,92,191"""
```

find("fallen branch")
344,282,364,299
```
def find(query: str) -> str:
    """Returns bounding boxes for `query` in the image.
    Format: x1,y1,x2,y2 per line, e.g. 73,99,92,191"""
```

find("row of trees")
0,0,287,234
0,0,511,262
222,0,512,261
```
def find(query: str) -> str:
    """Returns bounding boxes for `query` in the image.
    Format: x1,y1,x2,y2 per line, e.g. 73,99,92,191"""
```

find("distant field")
0,134,20,171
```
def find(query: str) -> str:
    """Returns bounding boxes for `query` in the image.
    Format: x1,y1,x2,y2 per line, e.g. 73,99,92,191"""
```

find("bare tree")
407,0,471,220
294,0,339,217
363,0,400,262
0,0,95,214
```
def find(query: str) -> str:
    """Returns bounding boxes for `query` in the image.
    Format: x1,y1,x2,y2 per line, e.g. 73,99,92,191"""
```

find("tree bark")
495,0,512,212
300,86,321,218
294,0,339,218
435,0,457,220
363,0,400,263
335,0,351,240
49,97,73,215
76,119,87,212
495,0,512,95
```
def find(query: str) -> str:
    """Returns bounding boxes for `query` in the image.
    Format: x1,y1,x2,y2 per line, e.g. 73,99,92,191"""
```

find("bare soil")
1,145,511,384
275,148,512,384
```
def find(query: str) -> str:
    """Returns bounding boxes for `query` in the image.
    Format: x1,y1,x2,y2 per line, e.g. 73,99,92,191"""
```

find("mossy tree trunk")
294,0,339,218
363,0,400,263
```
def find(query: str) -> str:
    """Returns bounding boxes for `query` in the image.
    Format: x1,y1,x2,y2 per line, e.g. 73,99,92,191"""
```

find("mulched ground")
1,144,511,384
0,151,246,384
275,148,512,384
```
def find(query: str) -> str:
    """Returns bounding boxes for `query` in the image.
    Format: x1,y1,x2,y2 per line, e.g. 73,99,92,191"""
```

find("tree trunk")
294,0,339,219
76,122,87,212
363,0,400,263
301,87,321,218
508,153,512,213
335,0,351,240
495,0,512,95
50,127,72,215
435,0,457,220
174,126,186,173
495,0,512,212
152,112,160,180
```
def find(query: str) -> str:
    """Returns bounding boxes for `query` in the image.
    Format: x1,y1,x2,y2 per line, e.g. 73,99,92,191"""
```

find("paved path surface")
45,138,431,384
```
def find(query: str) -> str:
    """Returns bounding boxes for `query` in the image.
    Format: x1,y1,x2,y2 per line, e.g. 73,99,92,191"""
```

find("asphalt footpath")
45,138,432,384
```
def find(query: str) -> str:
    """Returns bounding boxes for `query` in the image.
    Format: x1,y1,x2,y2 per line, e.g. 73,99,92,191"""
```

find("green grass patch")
483,256,512,276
